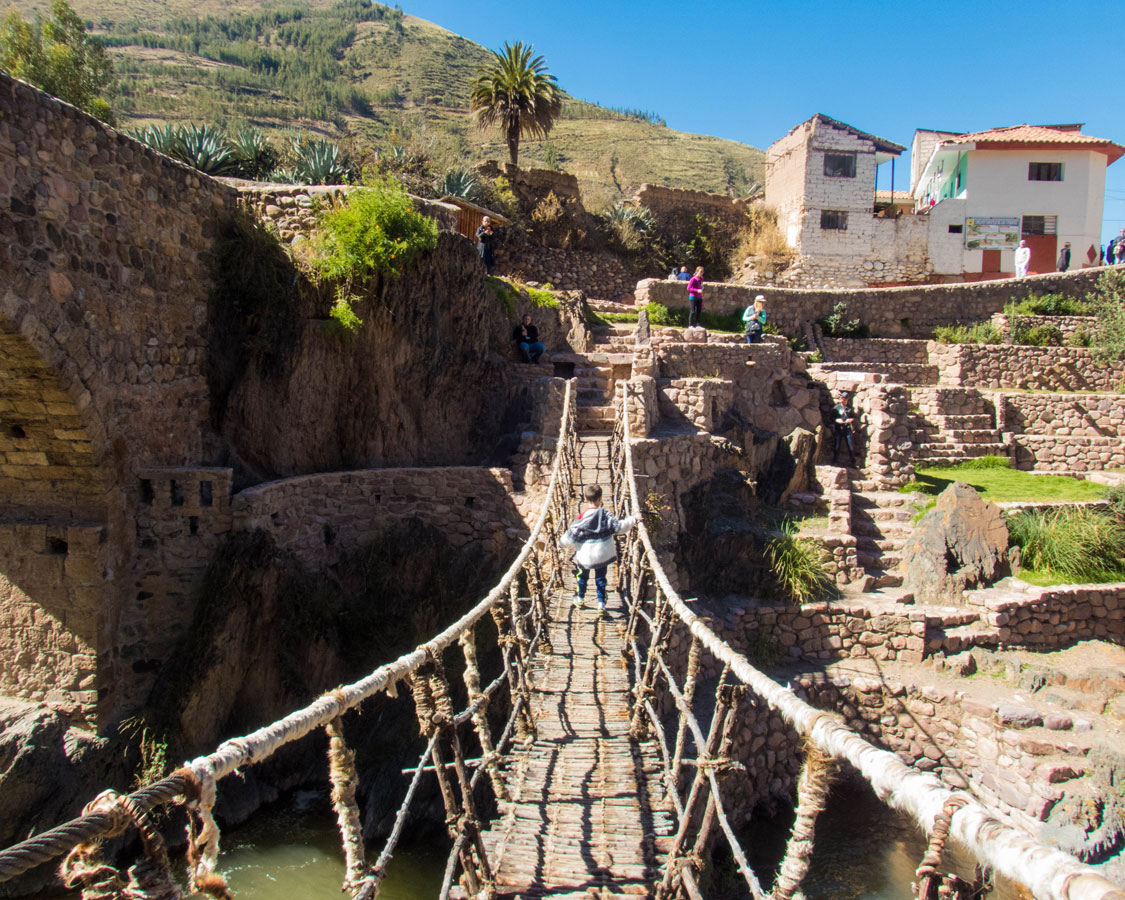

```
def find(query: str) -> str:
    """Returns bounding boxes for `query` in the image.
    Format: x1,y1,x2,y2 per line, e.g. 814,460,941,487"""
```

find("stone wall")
718,600,927,664
1012,436,1125,472
231,467,523,568
779,214,932,289
0,523,105,723
1000,393,1125,437
232,182,460,245
929,343,1125,391
494,246,636,301
821,337,931,365
635,268,1104,339
796,675,1082,829
967,584,1125,648
633,183,749,235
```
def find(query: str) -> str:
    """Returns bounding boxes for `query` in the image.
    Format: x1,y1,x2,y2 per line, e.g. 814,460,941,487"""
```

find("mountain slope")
10,0,764,205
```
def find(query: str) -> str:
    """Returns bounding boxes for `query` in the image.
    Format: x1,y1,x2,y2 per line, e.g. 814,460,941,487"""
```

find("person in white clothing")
560,484,637,613
1014,239,1032,278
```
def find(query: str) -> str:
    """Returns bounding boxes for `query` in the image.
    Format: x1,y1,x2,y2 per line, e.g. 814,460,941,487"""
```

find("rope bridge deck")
1,379,1124,900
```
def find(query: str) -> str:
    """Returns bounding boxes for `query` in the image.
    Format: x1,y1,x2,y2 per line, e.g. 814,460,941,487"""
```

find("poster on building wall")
964,217,1020,251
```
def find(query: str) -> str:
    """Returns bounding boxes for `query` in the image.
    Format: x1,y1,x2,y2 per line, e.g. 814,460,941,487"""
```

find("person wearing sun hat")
742,294,767,344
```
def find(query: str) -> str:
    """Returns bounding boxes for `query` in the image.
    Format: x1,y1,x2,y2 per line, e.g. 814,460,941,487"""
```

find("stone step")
944,429,1004,444
913,442,1008,457
863,570,904,589
852,505,915,523
856,535,907,552
933,414,996,429
927,622,999,654
851,491,917,508
857,552,904,571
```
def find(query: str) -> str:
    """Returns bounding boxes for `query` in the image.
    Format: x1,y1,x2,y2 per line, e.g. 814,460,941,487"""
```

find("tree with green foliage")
0,0,115,122
469,41,562,168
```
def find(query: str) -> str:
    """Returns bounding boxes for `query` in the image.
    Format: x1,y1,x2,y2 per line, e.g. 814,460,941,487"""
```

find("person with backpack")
561,485,637,615
742,294,767,344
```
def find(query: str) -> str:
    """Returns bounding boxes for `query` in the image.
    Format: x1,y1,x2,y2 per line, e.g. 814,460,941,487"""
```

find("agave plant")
293,138,354,185
605,201,653,232
130,123,183,158
229,127,280,180
265,167,299,184
174,124,238,176
437,168,479,200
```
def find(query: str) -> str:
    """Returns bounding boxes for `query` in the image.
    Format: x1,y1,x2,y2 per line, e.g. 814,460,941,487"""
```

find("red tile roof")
947,124,1124,163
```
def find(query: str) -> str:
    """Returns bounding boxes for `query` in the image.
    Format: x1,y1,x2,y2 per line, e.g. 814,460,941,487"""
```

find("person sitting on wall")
1014,240,1031,278
676,265,691,281
832,391,857,467
686,266,704,327
476,216,497,275
513,314,546,364
1057,242,1071,273
742,294,767,344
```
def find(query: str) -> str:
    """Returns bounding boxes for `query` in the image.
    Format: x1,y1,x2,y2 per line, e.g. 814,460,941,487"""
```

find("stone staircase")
572,324,634,434
908,387,1007,467
850,489,916,589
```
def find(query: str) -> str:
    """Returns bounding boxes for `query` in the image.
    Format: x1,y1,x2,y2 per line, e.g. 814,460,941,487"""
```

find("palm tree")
469,42,563,168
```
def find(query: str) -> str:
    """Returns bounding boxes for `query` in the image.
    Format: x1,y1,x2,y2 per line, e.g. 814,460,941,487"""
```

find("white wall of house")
960,148,1107,271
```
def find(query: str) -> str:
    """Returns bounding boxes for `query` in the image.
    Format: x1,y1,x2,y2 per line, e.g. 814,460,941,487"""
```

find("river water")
214,781,982,900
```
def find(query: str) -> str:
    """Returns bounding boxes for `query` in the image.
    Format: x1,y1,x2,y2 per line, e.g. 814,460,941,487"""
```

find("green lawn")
900,464,1106,504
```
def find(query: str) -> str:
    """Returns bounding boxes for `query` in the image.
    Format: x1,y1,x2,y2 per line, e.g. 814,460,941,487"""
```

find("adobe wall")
635,268,1104,338
493,246,636,301
633,183,748,236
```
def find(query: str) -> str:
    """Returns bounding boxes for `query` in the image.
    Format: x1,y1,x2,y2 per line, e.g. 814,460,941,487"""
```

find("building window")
1022,214,1058,235
1028,162,1062,182
820,210,848,231
948,224,963,234
824,153,857,178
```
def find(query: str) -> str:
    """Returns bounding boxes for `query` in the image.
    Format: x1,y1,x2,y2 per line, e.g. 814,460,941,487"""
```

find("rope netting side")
0,381,577,895
613,381,1125,900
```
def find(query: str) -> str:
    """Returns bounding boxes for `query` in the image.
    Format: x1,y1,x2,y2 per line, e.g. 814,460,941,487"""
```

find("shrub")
602,201,655,253
766,520,833,603
933,323,1003,345
307,176,438,330
1066,327,1094,348
1009,507,1125,582
1105,485,1125,523
1014,321,1063,346
1007,293,1087,317
818,301,869,338
1088,268,1125,362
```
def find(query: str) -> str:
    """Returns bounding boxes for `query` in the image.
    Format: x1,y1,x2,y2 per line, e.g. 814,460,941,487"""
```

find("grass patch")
1009,507,1125,583
899,463,1106,504
933,322,1003,344
643,301,743,334
600,311,639,323
1006,294,1088,317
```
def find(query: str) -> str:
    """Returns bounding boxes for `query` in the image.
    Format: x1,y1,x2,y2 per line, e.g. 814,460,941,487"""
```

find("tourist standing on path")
1057,242,1071,272
1014,240,1031,278
561,485,637,615
513,314,546,364
1117,230,1125,264
676,265,691,281
687,266,704,327
743,294,767,344
476,216,497,275
832,391,857,467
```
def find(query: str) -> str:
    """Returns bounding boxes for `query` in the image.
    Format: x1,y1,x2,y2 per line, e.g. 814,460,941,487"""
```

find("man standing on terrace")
1014,240,1031,278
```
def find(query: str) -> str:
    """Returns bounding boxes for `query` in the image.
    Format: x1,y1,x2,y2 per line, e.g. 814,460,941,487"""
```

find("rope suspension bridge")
0,380,1123,900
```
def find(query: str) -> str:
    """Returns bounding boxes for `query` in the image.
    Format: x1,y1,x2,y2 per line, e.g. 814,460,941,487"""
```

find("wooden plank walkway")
480,435,674,898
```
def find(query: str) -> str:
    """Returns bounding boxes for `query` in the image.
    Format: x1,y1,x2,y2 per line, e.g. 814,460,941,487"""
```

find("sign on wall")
964,217,1020,251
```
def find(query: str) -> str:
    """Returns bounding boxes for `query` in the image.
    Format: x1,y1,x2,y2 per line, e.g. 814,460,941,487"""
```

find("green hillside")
9,0,764,206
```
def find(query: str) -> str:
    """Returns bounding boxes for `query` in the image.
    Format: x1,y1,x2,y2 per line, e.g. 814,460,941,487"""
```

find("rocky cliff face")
209,226,585,483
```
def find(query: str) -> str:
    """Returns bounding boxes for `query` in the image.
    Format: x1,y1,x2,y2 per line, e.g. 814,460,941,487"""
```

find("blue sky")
410,0,1125,246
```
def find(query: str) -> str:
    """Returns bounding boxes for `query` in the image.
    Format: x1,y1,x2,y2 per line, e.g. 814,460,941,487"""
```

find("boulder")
634,308,651,346
901,482,1011,603
684,326,708,344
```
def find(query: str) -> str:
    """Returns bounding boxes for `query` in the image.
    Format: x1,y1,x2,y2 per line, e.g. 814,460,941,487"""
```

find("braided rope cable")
770,744,837,900
615,381,1125,900
325,717,367,892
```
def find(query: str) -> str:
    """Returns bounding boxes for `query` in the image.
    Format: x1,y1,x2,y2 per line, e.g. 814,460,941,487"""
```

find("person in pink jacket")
686,266,704,327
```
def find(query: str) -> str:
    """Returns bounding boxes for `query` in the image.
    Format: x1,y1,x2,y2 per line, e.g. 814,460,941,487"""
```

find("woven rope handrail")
0,379,575,886
616,383,1125,900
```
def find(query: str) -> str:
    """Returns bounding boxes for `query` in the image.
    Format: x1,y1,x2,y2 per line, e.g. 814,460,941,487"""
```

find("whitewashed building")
911,124,1123,277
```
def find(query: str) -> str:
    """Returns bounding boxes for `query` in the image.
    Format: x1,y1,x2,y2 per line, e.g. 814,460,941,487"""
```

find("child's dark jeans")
576,564,608,607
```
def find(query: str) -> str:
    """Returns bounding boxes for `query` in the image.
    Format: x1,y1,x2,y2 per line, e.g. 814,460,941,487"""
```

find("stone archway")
0,321,110,726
